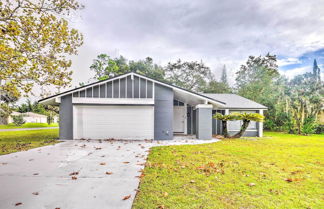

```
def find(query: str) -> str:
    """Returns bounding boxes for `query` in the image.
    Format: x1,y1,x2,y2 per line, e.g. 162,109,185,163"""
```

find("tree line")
88,53,323,135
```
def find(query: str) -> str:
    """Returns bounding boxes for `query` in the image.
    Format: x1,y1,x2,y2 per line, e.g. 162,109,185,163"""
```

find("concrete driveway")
0,138,218,209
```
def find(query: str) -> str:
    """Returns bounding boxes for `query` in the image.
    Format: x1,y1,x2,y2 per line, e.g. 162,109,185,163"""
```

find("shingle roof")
202,94,267,109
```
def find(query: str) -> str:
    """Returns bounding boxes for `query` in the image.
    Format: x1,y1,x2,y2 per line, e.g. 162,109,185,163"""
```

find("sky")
62,0,324,90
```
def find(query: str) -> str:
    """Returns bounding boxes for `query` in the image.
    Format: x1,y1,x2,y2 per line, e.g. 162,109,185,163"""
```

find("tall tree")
0,0,83,98
313,59,321,82
165,59,212,91
221,65,228,86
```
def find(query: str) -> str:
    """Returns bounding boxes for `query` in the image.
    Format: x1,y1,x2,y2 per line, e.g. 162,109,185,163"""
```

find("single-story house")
39,72,267,140
8,112,48,123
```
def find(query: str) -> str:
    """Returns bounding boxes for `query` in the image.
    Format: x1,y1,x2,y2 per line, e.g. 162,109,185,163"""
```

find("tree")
201,80,232,93
213,112,264,138
165,59,212,91
129,57,165,81
313,59,321,83
90,54,165,81
287,72,323,134
0,91,18,124
0,0,84,98
221,65,229,86
90,54,124,80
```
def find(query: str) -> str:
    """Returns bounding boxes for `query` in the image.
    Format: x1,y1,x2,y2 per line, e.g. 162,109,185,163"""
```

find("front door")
173,106,185,133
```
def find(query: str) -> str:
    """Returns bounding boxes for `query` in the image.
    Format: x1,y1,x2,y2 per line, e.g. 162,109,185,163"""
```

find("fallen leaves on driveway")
122,195,131,200
32,192,39,195
15,202,22,206
71,176,78,180
123,162,130,164
69,171,79,176
100,162,106,165
105,172,113,175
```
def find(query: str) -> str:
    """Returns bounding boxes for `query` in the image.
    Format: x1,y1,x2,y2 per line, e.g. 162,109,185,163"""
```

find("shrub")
12,115,26,126
302,117,318,135
315,125,324,134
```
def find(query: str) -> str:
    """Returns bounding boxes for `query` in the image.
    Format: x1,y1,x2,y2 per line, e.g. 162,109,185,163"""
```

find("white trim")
73,106,77,139
112,80,114,98
72,97,154,105
195,104,213,109
132,77,134,98
55,97,61,103
152,82,155,99
145,79,147,98
184,103,187,134
139,77,141,98
118,78,121,98
125,76,127,98
92,87,93,98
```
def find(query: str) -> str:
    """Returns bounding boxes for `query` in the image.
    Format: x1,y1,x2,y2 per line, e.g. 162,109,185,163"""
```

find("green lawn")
0,123,58,129
0,129,59,155
133,132,324,209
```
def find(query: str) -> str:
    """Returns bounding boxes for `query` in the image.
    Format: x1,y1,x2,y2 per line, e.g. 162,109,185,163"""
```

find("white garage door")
73,105,154,140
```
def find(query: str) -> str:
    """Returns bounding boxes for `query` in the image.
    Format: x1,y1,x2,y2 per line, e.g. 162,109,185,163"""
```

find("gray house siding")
154,83,173,140
59,95,73,139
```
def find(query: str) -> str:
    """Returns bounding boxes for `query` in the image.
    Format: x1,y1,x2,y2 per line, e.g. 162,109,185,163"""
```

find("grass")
0,123,58,129
133,132,324,209
0,129,59,155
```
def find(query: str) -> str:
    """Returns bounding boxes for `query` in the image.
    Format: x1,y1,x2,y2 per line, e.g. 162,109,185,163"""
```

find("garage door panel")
74,105,154,139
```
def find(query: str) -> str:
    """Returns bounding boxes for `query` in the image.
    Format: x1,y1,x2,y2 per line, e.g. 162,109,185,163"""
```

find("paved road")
0,127,59,132
0,138,218,209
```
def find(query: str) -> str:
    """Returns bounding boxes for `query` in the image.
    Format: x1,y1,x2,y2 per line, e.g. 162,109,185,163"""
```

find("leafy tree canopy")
90,54,165,81
0,0,83,98
164,59,212,91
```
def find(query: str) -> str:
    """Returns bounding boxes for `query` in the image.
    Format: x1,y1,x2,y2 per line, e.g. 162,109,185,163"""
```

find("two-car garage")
73,105,154,140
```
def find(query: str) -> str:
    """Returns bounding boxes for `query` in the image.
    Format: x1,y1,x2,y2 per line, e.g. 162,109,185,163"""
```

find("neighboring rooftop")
203,93,267,109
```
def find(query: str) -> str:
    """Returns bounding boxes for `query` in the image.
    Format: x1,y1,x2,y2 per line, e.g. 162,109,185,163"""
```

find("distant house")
39,72,267,140
8,112,48,124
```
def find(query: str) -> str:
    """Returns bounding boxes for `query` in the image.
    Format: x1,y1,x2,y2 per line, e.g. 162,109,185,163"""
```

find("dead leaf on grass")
122,195,131,200
190,180,195,183
247,183,256,187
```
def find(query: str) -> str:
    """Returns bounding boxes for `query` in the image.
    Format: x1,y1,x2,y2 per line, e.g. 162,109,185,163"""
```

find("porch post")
195,104,213,140
258,109,264,137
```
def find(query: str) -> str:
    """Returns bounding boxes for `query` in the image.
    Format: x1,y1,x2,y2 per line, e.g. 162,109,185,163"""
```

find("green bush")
315,124,324,134
302,117,318,135
12,115,26,126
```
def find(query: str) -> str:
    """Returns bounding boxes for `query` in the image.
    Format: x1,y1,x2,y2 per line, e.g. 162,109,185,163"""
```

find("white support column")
258,109,264,137
225,109,229,115
184,103,187,135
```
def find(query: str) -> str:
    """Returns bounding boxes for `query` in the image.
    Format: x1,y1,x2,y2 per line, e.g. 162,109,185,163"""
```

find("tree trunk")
221,120,229,138
231,119,250,138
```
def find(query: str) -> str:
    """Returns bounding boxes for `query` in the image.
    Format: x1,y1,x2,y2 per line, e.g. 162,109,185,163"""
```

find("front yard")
0,123,58,129
0,129,59,155
133,132,324,209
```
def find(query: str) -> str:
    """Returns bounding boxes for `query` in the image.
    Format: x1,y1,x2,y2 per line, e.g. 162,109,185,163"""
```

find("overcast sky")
66,0,324,88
